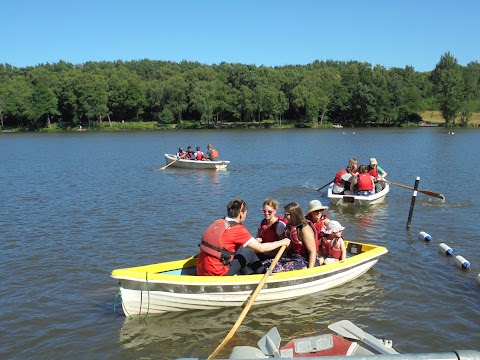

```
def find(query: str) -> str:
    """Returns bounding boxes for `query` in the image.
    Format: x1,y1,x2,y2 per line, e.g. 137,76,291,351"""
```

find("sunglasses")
262,209,274,215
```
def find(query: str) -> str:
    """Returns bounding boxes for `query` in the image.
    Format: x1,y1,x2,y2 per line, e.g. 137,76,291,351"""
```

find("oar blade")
257,327,281,356
328,320,398,355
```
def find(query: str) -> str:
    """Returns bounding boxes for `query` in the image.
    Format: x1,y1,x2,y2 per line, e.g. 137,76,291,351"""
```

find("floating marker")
419,231,432,241
454,255,470,269
438,243,453,255
477,274,480,285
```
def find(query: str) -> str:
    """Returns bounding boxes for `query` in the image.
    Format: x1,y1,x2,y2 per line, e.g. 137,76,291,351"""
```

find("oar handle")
317,180,334,191
207,245,287,360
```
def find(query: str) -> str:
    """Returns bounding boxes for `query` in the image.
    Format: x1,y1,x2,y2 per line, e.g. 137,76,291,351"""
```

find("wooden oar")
154,154,184,171
316,179,334,191
381,180,444,200
207,245,287,360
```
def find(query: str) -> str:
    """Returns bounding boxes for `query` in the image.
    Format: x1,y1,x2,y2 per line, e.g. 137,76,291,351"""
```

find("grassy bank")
420,111,480,126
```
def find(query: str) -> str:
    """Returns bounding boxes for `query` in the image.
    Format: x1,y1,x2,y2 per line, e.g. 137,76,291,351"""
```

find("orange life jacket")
199,219,237,264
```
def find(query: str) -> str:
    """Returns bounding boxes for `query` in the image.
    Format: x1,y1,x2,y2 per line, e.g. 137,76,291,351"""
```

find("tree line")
0,52,479,130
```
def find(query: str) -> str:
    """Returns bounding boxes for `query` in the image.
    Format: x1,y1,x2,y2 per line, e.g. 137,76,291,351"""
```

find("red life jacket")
211,148,219,158
257,216,287,243
357,173,373,191
368,165,379,179
320,236,343,259
334,170,347,185
286,220,317,256
196,151,203,160
199,219,237,264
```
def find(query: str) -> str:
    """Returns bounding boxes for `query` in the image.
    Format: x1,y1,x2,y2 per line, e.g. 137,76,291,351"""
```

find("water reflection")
118,271,384,359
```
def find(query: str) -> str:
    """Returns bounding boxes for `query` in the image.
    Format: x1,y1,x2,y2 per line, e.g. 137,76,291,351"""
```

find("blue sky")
2,0,479,72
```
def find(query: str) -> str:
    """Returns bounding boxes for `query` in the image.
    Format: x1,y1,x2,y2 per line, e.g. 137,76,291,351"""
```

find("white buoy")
438,243,453,255
477,274,480,285
419,231,432,241
454,255,470,269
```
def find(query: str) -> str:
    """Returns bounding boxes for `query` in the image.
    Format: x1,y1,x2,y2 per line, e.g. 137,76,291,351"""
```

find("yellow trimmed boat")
111,241,387,316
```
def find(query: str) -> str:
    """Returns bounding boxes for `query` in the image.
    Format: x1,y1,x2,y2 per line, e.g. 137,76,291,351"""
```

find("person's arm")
339,238,347,260
247,237,290,253
350,176,357,192
380,168,387,179
301,226,317,268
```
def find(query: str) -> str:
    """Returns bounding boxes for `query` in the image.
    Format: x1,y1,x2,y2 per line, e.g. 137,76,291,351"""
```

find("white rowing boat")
164,153,230,170
327,183,390,206
111,241,387,316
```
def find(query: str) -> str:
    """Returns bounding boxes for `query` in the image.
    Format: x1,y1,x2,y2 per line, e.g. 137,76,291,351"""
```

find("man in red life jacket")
203,144,219,161
197,199,290,276
332,165,354,194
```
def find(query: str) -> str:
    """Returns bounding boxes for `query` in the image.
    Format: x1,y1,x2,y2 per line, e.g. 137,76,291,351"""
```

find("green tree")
430,52,463,124
28,83,59,128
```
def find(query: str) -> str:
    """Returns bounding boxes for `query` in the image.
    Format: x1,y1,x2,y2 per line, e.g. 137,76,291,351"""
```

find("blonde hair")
263,198,279,210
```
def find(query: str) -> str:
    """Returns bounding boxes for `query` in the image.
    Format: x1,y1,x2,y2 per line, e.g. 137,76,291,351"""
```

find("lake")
1,128,479,359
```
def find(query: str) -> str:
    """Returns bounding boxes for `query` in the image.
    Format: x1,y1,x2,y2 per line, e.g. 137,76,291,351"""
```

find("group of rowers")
176,144,219,161
196,198,346,276
333,157,388,196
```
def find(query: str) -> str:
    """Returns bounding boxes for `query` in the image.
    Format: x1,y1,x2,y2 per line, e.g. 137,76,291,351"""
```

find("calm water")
1,128,479,360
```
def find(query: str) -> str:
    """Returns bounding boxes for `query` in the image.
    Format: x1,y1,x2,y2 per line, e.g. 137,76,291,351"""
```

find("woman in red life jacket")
284,202,318,269
305,199,330,240
319,220,346,265
350,164,375,196
203,144,219,161
256,198,287,260
196,199,290,276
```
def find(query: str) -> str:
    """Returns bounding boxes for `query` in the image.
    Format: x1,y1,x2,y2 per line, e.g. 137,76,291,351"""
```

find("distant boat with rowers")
327,183,390,206
164,153,230,170
111,241,387,316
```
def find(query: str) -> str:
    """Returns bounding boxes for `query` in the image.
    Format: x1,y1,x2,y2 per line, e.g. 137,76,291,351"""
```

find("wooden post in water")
406,177,420,229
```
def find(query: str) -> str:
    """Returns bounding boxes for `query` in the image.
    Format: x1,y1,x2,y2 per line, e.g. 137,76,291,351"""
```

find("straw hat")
305,200,329,216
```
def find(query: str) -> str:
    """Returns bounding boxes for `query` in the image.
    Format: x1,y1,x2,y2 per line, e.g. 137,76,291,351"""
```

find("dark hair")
284,202,305,225
358,164,367,173
227,199,247,218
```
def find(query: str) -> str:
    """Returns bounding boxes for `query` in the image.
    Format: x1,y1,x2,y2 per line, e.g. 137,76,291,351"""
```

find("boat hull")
164,153,230,170
327,183,389,206
112,241,387,316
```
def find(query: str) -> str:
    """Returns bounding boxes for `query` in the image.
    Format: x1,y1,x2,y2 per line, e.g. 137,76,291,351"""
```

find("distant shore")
2,111,479,133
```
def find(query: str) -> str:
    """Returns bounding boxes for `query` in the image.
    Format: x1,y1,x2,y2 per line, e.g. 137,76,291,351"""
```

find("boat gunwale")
165,153,230,166
327,183,390,204
111,242,387,285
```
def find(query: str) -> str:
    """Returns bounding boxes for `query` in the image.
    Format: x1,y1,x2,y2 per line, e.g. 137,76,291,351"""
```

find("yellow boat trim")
111,241,387,283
